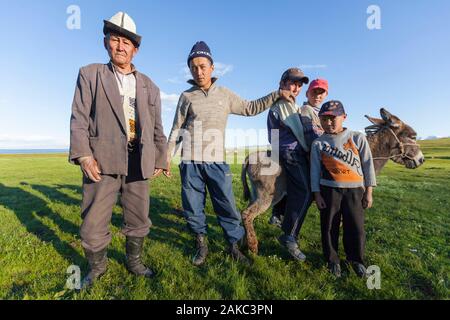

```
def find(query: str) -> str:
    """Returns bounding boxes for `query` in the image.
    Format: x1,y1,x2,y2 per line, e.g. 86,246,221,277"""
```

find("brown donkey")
241,108,425,254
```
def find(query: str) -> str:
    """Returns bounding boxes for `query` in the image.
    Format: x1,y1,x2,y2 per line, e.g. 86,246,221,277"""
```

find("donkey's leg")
242,197,273,254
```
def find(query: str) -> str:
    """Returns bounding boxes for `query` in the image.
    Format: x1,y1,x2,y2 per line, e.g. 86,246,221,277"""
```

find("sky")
1,0,449,149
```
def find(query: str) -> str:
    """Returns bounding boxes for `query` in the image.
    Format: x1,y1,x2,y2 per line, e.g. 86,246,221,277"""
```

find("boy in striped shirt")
310,100,376,278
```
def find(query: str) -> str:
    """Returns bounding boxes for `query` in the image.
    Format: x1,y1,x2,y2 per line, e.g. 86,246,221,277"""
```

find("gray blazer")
69,63,167,179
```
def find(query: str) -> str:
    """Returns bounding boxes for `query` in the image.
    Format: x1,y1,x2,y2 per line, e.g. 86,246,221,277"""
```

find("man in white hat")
69,12,168,289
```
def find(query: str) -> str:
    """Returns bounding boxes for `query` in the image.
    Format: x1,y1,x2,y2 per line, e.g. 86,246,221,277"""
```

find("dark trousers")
319,186,365,264
80,150,151,252
272,196,287,218
179,161,245,244
279,150,312,243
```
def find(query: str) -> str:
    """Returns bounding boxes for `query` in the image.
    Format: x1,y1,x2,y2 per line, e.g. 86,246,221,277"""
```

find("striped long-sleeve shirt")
310,129,377,192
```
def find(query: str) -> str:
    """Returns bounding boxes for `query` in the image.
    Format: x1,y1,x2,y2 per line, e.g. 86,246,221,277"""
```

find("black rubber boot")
192,234,208,266
81,248,108,290
126,236,155,278
229,242,251,265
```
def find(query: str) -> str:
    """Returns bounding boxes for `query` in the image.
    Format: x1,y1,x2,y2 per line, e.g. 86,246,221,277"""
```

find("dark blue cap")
319,100,346,116
187,41,213,67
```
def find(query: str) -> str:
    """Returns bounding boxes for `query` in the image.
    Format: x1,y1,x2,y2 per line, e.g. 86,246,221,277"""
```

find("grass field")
0,139,449,300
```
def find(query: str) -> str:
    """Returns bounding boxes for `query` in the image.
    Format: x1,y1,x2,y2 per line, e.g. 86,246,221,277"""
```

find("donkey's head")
365,108,425,169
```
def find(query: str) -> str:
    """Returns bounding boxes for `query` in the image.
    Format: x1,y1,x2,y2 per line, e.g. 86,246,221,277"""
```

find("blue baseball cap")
319,100,346,116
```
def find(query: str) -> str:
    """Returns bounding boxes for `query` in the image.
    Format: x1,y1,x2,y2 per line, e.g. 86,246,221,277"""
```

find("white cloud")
167,77,182,84
297,64,328,69
0,134,69,149
160,91,180,112
167,62,234,83
213,62,234,77
182,66,191,80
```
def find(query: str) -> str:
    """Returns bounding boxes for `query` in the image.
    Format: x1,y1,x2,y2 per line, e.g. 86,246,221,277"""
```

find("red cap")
307,79,328,93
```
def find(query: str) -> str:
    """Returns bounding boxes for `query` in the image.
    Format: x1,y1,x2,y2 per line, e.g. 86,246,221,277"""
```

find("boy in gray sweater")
310,100,376,278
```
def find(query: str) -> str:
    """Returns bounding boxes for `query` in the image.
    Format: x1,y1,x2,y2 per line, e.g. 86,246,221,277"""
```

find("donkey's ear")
380,108,401,128
365,115,385,126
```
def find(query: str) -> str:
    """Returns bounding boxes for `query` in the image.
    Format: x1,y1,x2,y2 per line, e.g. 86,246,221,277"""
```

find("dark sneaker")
328,262,342,278
192,234,208,266
229,243,251,266
268,215,282,228
349,261,367,278
278,237,306,262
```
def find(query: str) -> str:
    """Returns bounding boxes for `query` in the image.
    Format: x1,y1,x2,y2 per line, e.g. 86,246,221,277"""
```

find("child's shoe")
328,262,342,278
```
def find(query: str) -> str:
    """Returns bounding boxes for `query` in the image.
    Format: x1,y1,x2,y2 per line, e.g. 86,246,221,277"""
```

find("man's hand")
163,158,172,178
279,88,295,104
314,192,327,210
362,187,373,209
79,156,102,182
152,168,163,178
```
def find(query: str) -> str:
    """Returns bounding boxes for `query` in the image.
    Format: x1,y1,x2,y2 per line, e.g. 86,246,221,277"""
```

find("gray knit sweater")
167,79,280,162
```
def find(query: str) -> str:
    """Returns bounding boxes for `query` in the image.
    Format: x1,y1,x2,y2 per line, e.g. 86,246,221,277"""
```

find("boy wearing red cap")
310,100,376,278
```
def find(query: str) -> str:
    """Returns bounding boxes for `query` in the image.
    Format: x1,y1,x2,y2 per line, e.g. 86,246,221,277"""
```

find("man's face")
307,88,328,107
105,33,138,67
280,79,303,98
320,114,347,134
190,57,214,89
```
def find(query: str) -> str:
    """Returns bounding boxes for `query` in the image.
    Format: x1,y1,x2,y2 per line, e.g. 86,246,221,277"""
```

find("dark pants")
279,150,312,243
80,149,151,252
272,196,287,218
179,161,245,244
319,186,365,264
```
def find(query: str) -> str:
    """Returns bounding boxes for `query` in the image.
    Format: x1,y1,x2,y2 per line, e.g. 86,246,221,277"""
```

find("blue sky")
1,0,449,149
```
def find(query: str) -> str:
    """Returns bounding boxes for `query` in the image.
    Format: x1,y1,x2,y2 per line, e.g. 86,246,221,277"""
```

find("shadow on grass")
148,196,239,260
0,182,85,264
0,182,127,294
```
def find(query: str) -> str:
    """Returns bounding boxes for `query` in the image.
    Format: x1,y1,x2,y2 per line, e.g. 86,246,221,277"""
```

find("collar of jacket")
187,77,218,95
271,100,309,152
108,61,137,75
303,101,320,112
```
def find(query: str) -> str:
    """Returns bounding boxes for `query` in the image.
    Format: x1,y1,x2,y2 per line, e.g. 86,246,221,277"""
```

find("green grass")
0,139,449,300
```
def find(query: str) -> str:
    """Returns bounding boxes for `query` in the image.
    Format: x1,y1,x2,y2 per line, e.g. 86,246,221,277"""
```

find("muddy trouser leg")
204,163,245,245
179,162,208,236
80,174,121,253
341,187,366,264
121,150,151,238
280,155,312,244
319,186,343,264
